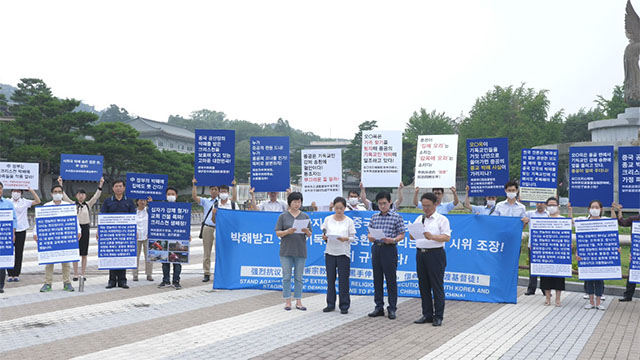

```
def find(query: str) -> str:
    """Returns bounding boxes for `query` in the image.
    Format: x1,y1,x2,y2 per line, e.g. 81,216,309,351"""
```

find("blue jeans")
280,256,306,299
585,280,604,297
162,263,182,284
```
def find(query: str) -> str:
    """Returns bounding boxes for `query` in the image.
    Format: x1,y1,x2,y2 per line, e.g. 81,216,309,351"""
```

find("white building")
125,117,195,153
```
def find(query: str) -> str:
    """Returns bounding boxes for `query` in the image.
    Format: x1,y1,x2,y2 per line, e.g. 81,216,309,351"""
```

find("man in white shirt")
521,202,549,296
250,188,288,212
192,178,218,282
411,192,451,327
414,187,460,215
7,187,40,282
491,181,527,218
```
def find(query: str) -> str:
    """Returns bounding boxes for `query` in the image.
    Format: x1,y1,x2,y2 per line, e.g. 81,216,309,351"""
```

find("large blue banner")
0,210,13,269
148,202,191,264
630,222,640,284
575,218,621,280
195,129,235,186
529,218,572,277
250,136,290,192
60,154,104,181
618,146,640,209
35,204,80,265
97,214,137,270
125,172,168,200
569,146,614,207
520,148,558,202
214,210,524,303
466,138,509,197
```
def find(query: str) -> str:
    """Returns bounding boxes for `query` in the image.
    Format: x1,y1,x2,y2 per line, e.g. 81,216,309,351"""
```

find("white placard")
415,135,458,188
301,149,342,206
361,130,402,187
0,162,39,189
292,219,310,234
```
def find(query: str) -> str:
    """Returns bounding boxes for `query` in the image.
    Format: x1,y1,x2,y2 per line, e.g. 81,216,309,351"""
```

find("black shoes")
388,310,396,320
368,309,385,317
118,283,129,289
323,306,335,312
618,297,633,302
202,275,210,282
524,291,535,296
414,316,433,324
340,309,348,314
432,318,443,326
105,282,116,289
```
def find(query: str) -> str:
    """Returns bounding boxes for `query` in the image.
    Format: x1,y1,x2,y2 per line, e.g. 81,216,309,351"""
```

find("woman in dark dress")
539,197,571,307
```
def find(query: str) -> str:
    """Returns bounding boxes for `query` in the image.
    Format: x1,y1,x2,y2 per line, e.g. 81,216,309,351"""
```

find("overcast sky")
0,0,629,138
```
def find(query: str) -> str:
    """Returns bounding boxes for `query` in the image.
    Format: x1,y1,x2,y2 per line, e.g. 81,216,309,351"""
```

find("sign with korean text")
529,218,573,277
148,202,191,264
575,218,621,280
35,204,79,264
214,210,523,303
569,146,613,207
520,148,558,202
0,162,39,190
0,210,14,269
60,154,104,181
301,149,342,207
618,146,640,209
630,222,640,284
361,130,402,187
195,129,235,186
466,138,509,197
125,172,168,201
97,214,137,270
250,136,290,192
415,135,458,188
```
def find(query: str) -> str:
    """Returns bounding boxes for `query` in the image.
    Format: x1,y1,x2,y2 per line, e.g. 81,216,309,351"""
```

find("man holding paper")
367,191,405,320
410,192,451,327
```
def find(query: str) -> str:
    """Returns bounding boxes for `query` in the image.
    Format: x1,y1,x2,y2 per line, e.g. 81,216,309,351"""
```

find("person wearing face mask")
345,190,367,211
158,187,187,290
133,198,153,282
0,181,18,293
491,181,527,219
463,185,497,215
6,186,40,283
192,178,219,282
35,184,82,292
538,197,572,306
249,188,289,212
321,197,356,314
574,200,619,310
521,201,550,296
58,176,104,282
414,186,459,214
611,202,640,302
100,180,136,289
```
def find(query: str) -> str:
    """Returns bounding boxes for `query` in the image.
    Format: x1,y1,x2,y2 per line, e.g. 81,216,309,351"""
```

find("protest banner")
301,149,342,207
214,210,523,303
415,135,458,188
125,172,168,200
97,214,137,270
520,148,558,202
529,218,573,277
195,129,235,186
466,138,509,197
630,222,640,284
0,162,39,189
361,130,402,187
569,146,614,207
35,204,79,264
618,146,640,209
575,218,621,280
147,202,191,264
0,210,14,269
250,136,290,192
60,154,104,181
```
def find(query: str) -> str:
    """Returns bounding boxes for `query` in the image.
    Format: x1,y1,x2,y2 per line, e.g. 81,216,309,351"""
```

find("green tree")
562,108,604,143
99,104,133,123
595,85,627,118
343,120,377,177
458,84,563,180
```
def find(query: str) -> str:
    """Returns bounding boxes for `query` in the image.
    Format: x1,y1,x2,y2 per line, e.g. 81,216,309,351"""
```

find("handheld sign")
301,149,342,207
0,210,14,269
466,138,509,197
250,136,290,192
0,162,39,189
618,146,640,209
361,130,402,187
575,218,621,280
630,222,640,284
125,172,168,200
60,154,104,181
520,148,558,202
195,129,235,186
569,146,613,207
98,214,137,270
415,135,458,188
529,218,572,277
35,204,80,264
147,202,191,264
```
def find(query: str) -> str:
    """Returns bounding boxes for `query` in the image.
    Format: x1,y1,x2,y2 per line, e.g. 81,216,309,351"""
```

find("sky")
0,0,629,138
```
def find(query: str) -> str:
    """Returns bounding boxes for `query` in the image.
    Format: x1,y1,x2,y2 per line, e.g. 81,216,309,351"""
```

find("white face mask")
486,200,496,207
547,206,558,214
506,192,517,199
589,208,601,217
52,193,63,201
166,195,176,202
348,197,359,206
11,192,21,200
219,193,229,201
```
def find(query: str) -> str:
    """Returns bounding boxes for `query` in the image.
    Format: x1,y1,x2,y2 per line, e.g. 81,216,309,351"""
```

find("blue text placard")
98,214,137,270
575,218,621,280
569,146,614,207
618,146,640,209
60,154,104,181
195,129,235,186
466,138,509,197
251,136,290,192
35,205,80,264
125,172,168,200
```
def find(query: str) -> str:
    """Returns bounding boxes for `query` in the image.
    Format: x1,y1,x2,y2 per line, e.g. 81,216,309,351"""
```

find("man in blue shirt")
100,180,136,289
367,191,405,320
0,181,17,293
413,187,460,214
192,178,219,282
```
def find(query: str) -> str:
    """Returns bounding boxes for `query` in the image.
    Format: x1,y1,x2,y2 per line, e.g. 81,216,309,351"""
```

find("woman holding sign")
539,197,571,307
275,192,312,311
321,197,356,314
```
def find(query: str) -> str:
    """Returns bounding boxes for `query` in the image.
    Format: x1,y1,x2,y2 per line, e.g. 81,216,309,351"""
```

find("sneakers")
583,294,589,299
7,278,14,282
596,305,606,311
601,295,606,301
132,275,139,282
584,303,595,309
174,282,182,290
63,283,75,292
158,281,171,289
40,284,52,292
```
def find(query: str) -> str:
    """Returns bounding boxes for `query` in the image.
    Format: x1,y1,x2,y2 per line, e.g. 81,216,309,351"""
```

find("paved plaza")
0,229,638,360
